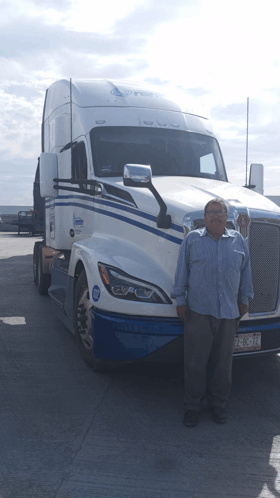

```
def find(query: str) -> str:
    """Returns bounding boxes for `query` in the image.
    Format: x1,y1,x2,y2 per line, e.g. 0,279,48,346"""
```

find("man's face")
204,202,228,234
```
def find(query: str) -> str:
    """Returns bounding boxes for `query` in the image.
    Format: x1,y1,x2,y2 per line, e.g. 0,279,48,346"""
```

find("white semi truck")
33,79,280,369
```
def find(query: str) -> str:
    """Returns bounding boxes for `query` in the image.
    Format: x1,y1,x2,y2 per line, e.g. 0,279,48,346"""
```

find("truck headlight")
98,263,172,304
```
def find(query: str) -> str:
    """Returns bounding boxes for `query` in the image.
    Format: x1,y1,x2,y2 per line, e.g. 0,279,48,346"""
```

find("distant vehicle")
7,162,45,236
33,79,280,370
10,210,36,235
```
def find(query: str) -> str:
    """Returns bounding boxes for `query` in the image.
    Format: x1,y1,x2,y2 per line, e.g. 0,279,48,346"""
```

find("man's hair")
204,198,228,216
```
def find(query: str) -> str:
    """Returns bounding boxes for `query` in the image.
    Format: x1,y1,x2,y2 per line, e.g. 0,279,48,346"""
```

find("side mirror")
123,164,152,187
249,163,264,195
40,153,58,198
123,163,171,229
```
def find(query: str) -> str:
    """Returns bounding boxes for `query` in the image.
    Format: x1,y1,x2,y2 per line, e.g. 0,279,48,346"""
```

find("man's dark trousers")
184,310,238,411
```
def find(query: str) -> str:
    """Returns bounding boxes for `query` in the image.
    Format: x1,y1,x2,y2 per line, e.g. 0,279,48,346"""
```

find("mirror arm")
148,184,171,229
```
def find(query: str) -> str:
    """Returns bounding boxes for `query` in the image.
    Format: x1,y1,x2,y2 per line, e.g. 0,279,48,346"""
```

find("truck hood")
116,177,280,224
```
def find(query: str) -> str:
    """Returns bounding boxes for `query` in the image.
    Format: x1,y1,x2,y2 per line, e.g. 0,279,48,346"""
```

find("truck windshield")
90,126,227,181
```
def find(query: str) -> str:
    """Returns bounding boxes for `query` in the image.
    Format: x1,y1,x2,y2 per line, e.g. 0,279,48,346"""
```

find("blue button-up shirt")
171,228,254,319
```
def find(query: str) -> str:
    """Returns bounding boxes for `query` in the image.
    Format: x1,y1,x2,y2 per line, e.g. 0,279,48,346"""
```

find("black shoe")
183,410,199,427
210,407,227,424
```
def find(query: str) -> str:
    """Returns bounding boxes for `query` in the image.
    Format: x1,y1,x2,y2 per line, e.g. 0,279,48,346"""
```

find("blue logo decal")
110,87,132,97
73,213,84,226
92,285,101,302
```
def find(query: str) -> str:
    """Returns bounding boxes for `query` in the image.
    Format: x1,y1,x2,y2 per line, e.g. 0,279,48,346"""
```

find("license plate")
234,333,261,352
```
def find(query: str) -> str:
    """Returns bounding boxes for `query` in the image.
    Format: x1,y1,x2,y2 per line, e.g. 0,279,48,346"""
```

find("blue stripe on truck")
47,193,182,231
46,195,184,245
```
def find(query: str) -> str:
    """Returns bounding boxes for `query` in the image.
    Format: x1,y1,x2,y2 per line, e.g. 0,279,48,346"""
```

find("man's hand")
177,305,189,322
239,303,248,319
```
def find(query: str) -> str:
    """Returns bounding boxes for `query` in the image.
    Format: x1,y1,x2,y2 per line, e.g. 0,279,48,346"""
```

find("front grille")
249,222,280,314
260,327,280,351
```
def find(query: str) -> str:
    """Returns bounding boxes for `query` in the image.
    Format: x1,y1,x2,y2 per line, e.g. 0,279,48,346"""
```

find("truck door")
69,139,93,241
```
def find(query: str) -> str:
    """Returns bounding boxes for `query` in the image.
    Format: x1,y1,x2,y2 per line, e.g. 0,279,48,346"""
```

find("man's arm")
177,305,189,321
238,237,254,317
171,237,189,321
238,303,248,319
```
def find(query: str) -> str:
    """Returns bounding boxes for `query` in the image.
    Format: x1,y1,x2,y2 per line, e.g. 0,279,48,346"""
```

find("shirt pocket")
229,250,244,271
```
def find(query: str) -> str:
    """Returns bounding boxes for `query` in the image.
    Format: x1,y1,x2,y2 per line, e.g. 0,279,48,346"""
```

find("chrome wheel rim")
76,289,93,350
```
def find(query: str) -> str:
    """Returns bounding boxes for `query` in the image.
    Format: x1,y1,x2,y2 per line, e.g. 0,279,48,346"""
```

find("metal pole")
245,97,249,185
70,78,73,146
70,78,73,177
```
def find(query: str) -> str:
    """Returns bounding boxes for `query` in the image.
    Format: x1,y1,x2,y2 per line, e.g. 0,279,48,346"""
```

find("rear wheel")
33,241,41,283
74,270,106,371
37,244,51,295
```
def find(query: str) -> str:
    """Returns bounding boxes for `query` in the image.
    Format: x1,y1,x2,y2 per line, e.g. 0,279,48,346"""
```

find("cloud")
210,97,280,164
0,21,147,61
0,0,279,202
0,153,37,205
113,0,196,35
0,88,42,158
0,0,197,69
183,88,211,98
30,0,72,9
144,77,172,86
210,102,248,123
217,122,279,192
0,7,154,85
205,92,279,194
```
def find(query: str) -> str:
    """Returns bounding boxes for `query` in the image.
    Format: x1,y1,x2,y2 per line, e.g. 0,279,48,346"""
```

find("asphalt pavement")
0,232,279,498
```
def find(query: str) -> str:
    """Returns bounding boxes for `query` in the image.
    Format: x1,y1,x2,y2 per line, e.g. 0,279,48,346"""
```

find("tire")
74,270,106,371
37,245,51,295
33,241,41,284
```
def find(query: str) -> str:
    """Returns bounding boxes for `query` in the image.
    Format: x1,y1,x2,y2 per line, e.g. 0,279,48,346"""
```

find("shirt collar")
201,227,234,238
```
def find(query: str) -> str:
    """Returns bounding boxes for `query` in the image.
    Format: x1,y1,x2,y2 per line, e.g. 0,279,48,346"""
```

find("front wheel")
74,270,107,371
37,244,51,295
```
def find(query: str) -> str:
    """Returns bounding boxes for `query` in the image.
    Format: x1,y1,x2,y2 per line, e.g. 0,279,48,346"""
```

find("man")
171,198,254,427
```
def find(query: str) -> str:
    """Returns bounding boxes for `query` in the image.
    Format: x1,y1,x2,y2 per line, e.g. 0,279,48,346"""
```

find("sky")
0,0,279,205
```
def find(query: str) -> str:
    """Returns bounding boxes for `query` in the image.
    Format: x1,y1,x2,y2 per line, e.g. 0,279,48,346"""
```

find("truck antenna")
70,78,73,147
245,97,249,186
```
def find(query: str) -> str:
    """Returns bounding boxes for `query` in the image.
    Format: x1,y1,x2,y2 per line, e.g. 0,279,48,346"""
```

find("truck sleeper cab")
33,79,280,370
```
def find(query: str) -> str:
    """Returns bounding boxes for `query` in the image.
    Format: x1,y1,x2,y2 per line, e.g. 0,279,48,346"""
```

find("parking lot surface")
0,233,279,497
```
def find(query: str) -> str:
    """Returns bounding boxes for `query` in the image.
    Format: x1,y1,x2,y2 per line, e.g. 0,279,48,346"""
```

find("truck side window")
72,141,88,181
200,153,216,176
